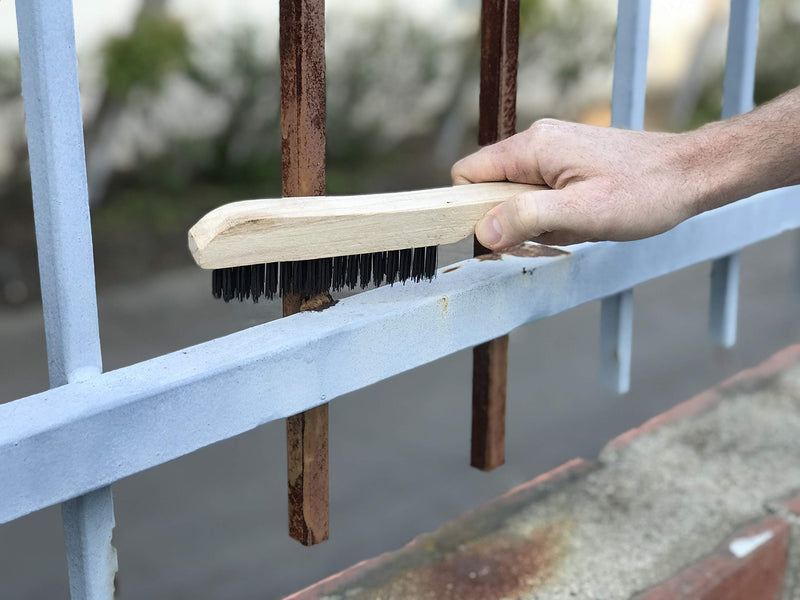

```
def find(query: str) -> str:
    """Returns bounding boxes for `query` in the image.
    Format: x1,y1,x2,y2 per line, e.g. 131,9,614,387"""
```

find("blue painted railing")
5,0,791,598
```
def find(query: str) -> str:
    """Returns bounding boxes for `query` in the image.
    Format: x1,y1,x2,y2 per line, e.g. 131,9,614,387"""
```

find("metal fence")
2,0,796,598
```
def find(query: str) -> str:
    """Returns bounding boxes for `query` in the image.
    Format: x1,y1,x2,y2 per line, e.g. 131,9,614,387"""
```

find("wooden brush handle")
188,182,544,269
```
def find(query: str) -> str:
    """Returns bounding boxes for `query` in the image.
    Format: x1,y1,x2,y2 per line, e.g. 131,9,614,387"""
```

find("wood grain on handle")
188,182,542,268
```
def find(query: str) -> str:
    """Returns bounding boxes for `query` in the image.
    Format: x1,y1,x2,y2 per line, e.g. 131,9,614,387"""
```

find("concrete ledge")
604,344,800,453
286,345,800,599
285,459,596,600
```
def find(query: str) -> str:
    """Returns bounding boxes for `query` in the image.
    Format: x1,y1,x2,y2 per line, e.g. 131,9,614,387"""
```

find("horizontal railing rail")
2,184,798,526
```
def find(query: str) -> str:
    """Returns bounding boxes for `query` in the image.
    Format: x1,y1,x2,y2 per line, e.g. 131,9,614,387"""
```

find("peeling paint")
475,243,569,262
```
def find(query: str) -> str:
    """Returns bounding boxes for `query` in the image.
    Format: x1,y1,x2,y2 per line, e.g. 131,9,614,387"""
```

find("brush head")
212,246,438,302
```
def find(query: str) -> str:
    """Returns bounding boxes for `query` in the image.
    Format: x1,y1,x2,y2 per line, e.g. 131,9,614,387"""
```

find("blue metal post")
709,0,759,348
600,0,650,394
15,1,117,598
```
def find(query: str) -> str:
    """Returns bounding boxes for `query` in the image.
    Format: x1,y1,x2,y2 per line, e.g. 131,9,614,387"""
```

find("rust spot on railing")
300,292,337,312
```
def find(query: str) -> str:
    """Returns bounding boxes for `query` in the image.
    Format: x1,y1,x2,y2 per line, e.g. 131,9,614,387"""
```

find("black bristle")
371,252,386,287
237,266,251,301
359,253,372,288
225,268,236,302
332,256,346,291
278,262,292,296
321,257,333,293
411,247,426,282
266,263,279,299
424,245,438,279
398,248,413,283
346,254,360,289
385,250,400,285
289,260,302,296
250,264,265,302
212,244,438,302
212,269,223,299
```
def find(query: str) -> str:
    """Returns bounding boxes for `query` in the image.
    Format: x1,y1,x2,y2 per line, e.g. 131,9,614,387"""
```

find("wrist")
672,121,754,216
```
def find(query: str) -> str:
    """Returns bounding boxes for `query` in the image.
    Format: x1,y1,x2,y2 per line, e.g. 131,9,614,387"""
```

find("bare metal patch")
476,243,570,261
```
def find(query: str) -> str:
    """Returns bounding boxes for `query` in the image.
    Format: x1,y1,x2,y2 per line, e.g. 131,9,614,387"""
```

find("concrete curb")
284,459,596,600
603,344,800,453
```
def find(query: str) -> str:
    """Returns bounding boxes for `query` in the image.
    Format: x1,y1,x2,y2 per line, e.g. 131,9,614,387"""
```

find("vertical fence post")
709,0,759,348
280,0,330,546
599,0,650,394
471,0,520,471
15,0,117,597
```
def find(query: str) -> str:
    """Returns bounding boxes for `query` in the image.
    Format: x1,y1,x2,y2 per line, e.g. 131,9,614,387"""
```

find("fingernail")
476,216,502,246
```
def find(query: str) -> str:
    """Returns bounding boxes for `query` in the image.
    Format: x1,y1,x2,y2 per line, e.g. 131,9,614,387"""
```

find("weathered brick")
780,490,800,516
635,517,789,600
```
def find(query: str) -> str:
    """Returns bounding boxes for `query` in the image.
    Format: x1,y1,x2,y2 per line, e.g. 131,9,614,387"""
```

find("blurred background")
0,0,798,598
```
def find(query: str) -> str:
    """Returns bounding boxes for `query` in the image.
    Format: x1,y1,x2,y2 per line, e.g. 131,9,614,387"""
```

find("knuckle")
528,118,562,138
529,117,560,130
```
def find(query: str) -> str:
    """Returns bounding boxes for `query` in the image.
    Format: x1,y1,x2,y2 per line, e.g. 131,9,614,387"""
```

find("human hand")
451,119,706,248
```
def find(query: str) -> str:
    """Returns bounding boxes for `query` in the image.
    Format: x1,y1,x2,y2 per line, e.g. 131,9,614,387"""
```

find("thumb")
475,188,577,249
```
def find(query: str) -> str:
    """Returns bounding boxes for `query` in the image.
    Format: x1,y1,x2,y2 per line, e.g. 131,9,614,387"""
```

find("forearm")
681,86,800,215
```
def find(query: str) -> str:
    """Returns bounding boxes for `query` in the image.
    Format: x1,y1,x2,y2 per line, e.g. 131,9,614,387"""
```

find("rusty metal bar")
280,0,329,546
471,0,520,471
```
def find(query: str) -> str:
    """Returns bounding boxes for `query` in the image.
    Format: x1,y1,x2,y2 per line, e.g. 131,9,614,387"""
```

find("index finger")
450,129,545,186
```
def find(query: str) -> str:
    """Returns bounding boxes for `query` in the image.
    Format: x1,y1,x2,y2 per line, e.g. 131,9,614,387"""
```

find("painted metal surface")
15,0,102,387
15,1,117,598
709,0,760,348
601,0,651,393
599,289,634,394
609,0,650,131
62,489,118,600
1,185,798,526
721,0,760,120
472,0,520,472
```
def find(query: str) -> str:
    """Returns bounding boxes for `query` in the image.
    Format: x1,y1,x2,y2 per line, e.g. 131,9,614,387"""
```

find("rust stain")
442,265,462,274
332,521,570,600
439,296,449,314
422,528,564,599
300,292,337,312
476,243,569,262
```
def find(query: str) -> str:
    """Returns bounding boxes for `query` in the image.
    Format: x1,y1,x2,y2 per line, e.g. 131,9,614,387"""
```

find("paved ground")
1,233,799,599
